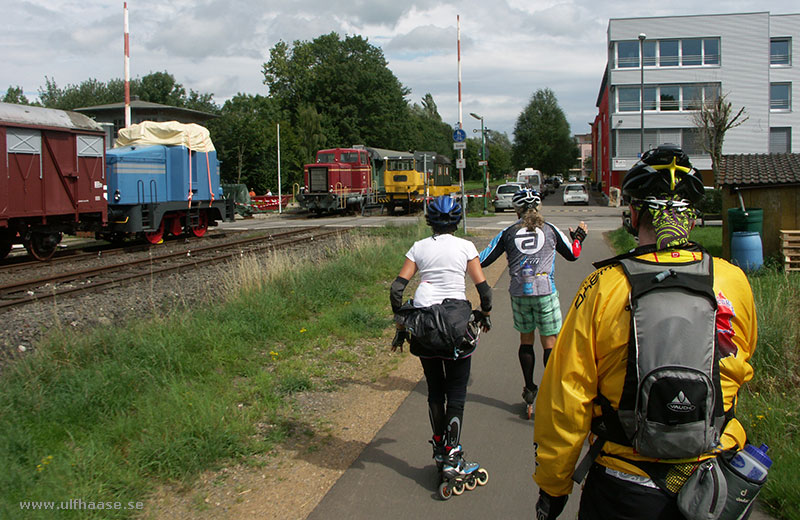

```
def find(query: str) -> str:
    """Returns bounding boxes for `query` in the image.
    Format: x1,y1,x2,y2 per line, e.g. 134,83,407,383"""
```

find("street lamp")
469,112,488,214
639,33,646,156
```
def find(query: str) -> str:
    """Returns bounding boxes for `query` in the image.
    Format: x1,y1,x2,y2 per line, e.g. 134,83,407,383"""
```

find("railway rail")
0,226,346,311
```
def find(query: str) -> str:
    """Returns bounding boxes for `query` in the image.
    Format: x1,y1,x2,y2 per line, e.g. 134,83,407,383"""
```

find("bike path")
307,233,604,519
307,232,775,520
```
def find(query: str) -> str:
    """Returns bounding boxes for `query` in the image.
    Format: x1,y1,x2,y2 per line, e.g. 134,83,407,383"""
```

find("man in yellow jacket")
533,144,757,519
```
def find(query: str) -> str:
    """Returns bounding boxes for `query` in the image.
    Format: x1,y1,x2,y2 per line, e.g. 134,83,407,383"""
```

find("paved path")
307,233,603,519
306,230,775,520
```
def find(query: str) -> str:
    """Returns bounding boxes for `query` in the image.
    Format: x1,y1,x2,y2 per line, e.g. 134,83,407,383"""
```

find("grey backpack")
574,247,727,484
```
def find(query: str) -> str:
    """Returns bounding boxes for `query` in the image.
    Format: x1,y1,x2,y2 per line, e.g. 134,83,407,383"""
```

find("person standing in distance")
389,196,493,490
533,144,758,519
479,188,587,419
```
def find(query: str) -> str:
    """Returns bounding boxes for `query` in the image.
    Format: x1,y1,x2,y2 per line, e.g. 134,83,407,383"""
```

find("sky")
2,0,797,141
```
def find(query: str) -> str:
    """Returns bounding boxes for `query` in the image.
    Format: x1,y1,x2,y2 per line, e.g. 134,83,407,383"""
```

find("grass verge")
0,223,427,519
606,226,799,519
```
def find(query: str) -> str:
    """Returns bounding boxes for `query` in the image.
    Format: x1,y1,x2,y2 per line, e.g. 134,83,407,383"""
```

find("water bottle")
729,443,772,482
521,260,534,296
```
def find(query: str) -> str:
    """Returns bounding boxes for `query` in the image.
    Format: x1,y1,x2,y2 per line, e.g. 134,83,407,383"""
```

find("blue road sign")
453,128,466,142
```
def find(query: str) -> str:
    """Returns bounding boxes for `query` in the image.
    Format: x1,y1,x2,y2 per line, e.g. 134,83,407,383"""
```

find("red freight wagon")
0,102,107,260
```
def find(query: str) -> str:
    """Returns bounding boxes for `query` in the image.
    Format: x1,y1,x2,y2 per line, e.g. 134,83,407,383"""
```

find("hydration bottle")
521,260,534,296
729,443,772,481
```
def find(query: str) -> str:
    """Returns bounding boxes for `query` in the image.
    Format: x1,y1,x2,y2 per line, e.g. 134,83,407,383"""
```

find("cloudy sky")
2,1,797,139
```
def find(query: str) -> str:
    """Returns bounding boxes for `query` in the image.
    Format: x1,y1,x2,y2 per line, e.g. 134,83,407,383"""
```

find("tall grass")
0,226,425,519
605,225,800,519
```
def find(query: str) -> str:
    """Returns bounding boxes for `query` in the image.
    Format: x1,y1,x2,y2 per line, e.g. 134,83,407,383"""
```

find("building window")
614,128,709,158
659,40,679,66
615,37,720,69
770,38,791,66
617,41,640,68
682,39,703,66
769,127,792,153
615,84,720,113
703,39,720,65
770,83,791,111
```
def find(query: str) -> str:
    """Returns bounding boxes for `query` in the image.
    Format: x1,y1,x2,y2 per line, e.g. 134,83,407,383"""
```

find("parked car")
493,182,525,212
563,183,589,205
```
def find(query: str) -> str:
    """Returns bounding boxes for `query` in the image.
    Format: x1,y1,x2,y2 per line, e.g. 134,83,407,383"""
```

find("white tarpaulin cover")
115,120,215,152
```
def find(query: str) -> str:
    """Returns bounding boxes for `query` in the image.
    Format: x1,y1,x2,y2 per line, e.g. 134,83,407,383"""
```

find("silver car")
562,183,589,205
493,182,525,212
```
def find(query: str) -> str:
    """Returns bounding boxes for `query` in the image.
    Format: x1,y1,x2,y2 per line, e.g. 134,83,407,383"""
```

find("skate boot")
522,385,538,420
437,445,489,500
429,438,446,473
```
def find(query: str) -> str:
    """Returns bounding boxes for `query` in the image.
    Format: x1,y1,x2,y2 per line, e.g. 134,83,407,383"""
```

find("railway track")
0,226,345,311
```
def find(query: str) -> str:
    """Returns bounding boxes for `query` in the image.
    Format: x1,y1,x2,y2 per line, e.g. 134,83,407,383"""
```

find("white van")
516,168,544,197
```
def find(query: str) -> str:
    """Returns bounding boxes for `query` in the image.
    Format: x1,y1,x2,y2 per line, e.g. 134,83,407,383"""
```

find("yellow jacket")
533,248,757,497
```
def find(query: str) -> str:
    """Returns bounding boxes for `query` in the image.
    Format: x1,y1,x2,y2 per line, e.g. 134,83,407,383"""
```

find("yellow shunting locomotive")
382,151,459,214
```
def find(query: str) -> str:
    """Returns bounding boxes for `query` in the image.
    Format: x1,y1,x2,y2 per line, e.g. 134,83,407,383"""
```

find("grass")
605,225,800,519
0,225,427,519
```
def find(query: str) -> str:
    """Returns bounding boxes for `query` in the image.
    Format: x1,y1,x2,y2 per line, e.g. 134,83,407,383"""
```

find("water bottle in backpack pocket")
717,444,771,520
521,260,534,296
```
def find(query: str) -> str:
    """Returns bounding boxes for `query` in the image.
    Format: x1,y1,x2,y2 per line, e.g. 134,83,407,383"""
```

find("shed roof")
0,102,104,132
74,99,216,120
718,153,800,186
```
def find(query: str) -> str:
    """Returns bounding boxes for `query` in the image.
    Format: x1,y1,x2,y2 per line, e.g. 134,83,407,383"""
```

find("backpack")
395,298,475,359
574,246,727,483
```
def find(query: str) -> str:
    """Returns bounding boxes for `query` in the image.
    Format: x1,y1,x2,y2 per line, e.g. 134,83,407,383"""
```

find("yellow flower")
756,415,765,420
300,328,307,333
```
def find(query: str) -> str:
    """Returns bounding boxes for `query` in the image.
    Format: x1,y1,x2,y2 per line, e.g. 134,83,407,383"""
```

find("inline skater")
390,195,492,499
533,144,758,519
479,188,586,419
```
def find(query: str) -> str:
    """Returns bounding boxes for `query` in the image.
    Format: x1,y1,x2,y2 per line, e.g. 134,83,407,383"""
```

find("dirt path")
143,236,504,520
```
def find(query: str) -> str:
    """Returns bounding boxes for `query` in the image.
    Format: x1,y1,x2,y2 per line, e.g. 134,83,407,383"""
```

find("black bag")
395,298,473,359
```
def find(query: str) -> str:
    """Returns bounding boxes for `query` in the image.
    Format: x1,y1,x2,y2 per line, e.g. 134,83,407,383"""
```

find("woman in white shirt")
389,196,492,495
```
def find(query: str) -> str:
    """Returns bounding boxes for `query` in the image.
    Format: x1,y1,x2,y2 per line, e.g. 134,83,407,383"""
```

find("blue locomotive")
104,121,231,244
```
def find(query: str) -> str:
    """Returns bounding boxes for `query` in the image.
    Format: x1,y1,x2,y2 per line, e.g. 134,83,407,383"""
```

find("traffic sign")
453,142,466,150
478,160,488,166
453,128,466,142
456,158,466,169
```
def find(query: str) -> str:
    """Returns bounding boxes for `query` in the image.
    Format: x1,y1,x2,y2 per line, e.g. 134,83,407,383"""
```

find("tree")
512,88,578,176
3,86,31,105
262,32,411,149
207,94,284,191
691,92,748,187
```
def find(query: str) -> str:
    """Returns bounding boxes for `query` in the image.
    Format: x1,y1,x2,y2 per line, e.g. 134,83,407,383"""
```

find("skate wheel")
476,469,489,486
527,403,534,420
453,482,465,495
465,477,477,491
438,481,453,500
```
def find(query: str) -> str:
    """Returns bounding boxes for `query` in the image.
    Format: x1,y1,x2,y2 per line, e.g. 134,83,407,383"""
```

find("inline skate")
436,445,489,500
522,385,538,420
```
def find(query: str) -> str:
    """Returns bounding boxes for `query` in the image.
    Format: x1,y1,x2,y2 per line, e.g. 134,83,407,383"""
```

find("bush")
696,188,722,215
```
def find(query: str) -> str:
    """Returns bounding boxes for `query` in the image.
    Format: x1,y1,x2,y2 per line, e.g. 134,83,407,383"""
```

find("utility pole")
639,33,646,156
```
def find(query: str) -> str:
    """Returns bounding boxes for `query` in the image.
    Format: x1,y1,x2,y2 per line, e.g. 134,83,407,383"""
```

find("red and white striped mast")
123,2,131,128
457,14,466,232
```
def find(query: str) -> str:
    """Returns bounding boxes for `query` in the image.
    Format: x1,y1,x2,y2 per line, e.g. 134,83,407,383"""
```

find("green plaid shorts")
510,292,562,336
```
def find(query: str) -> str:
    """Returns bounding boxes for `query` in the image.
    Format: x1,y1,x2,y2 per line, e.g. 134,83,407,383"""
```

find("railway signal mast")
123,2,131,128
456,15,467,233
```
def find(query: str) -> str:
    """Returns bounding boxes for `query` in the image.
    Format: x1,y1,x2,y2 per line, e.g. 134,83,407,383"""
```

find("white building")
594,11,799,188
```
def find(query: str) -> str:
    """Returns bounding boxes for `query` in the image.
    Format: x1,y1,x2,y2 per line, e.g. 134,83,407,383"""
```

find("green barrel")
727,208,763,236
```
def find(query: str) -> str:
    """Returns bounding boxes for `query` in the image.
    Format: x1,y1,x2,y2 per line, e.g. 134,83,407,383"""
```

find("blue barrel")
731,231,763,271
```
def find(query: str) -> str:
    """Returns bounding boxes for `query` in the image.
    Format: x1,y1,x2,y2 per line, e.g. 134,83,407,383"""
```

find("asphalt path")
305,231,606,520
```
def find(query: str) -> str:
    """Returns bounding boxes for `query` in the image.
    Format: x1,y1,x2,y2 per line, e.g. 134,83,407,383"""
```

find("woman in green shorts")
479,188,587,418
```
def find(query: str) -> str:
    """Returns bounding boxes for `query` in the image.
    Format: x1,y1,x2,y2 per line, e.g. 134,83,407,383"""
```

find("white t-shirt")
405,233,479,308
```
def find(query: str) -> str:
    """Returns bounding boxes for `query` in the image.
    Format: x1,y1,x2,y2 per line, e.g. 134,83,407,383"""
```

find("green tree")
207,94,285,192
512,88,578,176
485,130,513,181
3,86,31,105
263,32,411,149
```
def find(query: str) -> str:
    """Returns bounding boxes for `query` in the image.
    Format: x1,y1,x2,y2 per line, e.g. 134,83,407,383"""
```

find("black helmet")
512,188,541,211
622,143,705,204
426,195,462,228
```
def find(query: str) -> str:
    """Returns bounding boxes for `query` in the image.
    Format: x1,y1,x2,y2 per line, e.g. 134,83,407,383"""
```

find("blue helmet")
426,196,462,228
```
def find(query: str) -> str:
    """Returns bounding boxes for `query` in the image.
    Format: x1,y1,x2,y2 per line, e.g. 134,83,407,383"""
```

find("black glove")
391,328,408,352
472,310,492,332
570,226,587,243
535,490,567,520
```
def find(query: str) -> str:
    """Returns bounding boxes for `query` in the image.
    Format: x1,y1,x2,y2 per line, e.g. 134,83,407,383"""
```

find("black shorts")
579,464,685,520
